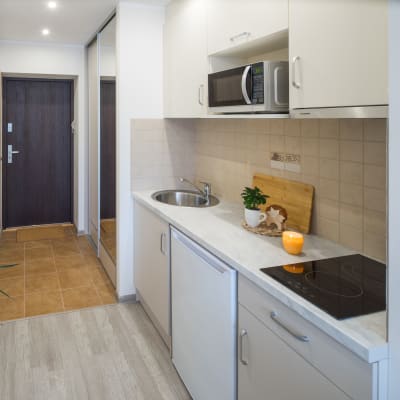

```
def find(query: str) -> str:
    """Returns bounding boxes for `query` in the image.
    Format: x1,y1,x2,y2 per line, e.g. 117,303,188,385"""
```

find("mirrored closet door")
99,17,116,267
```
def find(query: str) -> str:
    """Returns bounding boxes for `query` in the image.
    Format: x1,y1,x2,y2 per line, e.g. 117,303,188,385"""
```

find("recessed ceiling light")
48,1,57,9
42,28,50,36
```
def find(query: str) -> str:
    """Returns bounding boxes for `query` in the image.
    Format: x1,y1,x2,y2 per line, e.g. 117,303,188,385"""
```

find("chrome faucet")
179,177,211,202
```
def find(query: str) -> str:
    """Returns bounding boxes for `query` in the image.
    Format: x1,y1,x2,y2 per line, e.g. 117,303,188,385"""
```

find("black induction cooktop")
260,254,386,320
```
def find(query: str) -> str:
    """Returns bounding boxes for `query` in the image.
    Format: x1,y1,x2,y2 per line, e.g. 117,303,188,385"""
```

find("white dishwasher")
171,227,237,400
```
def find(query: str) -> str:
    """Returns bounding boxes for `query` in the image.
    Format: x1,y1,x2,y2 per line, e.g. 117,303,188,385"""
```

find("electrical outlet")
270,152,285,170
284,153,301,173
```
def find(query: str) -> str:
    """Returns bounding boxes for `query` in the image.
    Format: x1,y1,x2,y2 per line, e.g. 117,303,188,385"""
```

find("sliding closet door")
88,37,100,249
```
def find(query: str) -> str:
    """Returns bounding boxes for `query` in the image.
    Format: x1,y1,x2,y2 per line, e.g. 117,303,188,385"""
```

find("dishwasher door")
171,227,237,400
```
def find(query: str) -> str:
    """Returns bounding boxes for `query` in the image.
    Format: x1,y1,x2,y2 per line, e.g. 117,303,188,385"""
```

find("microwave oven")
208,61,289,114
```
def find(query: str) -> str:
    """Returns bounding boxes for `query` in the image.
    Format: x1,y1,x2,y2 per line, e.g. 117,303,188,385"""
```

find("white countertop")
133,190,388,363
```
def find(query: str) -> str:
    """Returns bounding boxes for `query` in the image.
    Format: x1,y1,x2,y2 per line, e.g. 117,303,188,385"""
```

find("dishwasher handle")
171,228,231,274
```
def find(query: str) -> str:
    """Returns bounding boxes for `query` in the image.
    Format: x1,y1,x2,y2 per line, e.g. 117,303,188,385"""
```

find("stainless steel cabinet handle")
160,233,167,255
239,329,248,365
270,311,310,342
198,84,204,106
230,31,250,42
292,56,301,89
241,65,252,105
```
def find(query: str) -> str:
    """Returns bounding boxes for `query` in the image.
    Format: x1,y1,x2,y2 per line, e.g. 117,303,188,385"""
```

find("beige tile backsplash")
194,118,387,262
131,117,387,262
131,119,196,191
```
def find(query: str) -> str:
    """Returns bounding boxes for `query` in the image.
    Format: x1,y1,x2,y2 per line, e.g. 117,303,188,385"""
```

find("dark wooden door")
2,78,73,228
100,80,116,220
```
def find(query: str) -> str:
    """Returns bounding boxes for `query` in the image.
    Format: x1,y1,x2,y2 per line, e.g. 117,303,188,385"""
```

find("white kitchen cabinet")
206,0,288,56
289,0,388,111
133,202,170,347
238,304,350,400
164,0,208,118
239,275,383,400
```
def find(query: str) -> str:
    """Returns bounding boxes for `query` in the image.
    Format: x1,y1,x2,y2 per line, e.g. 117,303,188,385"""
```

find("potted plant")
241,186,269,228
0,263,18,298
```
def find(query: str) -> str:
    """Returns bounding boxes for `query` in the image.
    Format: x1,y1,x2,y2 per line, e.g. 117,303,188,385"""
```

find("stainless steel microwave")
208,61,289,114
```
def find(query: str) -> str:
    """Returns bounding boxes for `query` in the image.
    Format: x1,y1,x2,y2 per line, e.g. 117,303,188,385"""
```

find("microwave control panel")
252,62,265,104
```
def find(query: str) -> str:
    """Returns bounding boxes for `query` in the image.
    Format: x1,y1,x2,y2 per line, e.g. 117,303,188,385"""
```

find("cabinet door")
207,0,288,55
238,305,350,400
289,0,388,109
134,203,170,339
164,0,207,118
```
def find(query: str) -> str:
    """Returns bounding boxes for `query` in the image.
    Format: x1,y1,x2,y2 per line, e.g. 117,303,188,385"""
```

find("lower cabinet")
238,275,382,400
133,202,170,347
238,304,350,400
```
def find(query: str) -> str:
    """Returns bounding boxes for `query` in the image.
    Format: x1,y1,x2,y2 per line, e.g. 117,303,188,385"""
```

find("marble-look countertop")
133,190,388,363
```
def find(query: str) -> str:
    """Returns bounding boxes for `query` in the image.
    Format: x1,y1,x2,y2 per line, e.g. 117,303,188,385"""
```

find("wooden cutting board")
252,173,314,234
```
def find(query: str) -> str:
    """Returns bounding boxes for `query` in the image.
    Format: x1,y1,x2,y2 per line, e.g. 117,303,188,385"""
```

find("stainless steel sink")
152,190,219,208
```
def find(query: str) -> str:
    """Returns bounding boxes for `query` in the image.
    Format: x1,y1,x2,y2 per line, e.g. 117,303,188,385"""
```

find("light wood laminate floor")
0,303,191,400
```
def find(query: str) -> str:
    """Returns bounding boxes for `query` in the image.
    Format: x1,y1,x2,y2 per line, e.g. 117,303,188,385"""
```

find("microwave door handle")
241,65,252,105
274,66,285,106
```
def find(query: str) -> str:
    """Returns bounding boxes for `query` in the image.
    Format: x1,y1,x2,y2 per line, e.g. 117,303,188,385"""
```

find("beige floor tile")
58,268,93,289
54,254,86,271
96,282,117,305
0,230,17,243
25,247,53,261
24,240,52,249
0,295,25,321
0,248,25,264
25,258,56,276
90,267,111,286
25,290,64,317
62,286,102,311
53,246,81,258
17,225,66,242
0,264,24,280
25,273,60,293
0,276,25,297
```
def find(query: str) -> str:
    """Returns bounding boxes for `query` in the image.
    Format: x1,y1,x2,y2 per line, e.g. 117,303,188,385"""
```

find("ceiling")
0,0,118,45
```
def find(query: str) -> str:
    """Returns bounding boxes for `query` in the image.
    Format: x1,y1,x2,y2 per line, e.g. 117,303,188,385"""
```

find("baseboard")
118,294,137,303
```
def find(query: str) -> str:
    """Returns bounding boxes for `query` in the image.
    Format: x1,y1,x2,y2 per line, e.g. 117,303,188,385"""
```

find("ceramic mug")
245,208,267,228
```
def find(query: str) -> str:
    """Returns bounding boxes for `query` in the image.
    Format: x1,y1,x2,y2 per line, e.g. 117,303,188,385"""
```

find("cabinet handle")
239,329,249,365
160,233,167,255
291,56,301,89
198,84,204,106
270,311,310,342
230,31,250,42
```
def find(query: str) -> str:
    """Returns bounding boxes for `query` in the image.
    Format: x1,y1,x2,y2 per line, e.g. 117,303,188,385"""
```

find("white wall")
388,1,400,398
116,1,164,298
0,40,87,233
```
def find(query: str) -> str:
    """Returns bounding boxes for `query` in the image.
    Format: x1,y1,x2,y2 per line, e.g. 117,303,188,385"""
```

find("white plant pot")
244,208,266,228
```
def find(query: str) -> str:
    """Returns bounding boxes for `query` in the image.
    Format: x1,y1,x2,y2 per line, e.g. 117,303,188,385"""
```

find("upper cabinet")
207,0,288,56
289,0,388,112
164,0,208,118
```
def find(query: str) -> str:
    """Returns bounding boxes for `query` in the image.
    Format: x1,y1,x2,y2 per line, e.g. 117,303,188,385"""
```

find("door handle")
239,329,248,365
270,311,310,342
198,84,204,106
241,65,252,105
160,232,167,255
7,145,20,164
292,56,301,89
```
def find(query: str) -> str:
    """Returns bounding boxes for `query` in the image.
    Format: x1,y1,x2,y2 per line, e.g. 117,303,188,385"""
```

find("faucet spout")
179,177,211,202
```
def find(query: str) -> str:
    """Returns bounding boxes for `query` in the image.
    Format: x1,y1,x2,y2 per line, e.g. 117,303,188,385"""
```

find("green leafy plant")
0,264,18,298
241,186,269,210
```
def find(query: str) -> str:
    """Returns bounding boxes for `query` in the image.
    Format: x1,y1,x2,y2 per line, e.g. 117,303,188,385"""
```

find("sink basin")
152,190,219,208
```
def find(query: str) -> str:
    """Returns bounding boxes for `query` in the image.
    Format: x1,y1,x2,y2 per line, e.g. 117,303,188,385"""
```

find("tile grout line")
51,237,65,312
